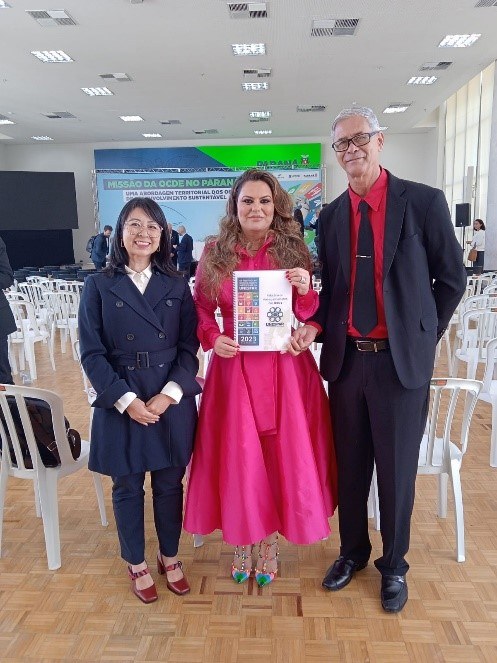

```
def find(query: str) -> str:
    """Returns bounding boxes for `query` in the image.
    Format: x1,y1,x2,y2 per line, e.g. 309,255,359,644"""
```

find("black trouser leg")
152,466,186,558
112,472,146,565
0,336,13,385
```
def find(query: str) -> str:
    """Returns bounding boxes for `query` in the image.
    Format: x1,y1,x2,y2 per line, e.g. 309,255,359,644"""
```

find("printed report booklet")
233,269,292,351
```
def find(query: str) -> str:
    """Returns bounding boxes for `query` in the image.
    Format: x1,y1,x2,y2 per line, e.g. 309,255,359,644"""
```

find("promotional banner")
94,144,323,253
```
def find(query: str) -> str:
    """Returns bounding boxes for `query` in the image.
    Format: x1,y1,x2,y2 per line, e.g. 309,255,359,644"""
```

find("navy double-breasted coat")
78,269,201,477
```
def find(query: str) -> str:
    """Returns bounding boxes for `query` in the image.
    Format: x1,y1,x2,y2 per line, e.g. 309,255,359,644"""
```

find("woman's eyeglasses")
124,221,162,238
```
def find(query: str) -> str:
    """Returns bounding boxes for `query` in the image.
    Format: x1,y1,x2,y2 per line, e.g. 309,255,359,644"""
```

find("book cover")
233,269,292,351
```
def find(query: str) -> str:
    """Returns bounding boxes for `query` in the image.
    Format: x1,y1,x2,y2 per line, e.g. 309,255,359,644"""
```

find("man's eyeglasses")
124,221,163,238
332,131,380,153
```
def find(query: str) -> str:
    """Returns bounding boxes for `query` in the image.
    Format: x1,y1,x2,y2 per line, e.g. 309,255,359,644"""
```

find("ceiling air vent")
475,0,497,7
249,116,270,123
311,18,359,37
244,68,271,77
297,105,327,112
43,111,76,119
193,129,218,135
26,9,77,26
228,2,268,19
420,61,452,71
160,120,181,125
100,73,132,82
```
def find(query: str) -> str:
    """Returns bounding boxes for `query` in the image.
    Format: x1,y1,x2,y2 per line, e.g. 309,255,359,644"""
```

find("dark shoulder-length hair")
475,218,486,230
104,197,178,277
201,169,311,298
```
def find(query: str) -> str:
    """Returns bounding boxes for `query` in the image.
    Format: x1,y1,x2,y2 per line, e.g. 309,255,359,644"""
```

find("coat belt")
111,348,177,369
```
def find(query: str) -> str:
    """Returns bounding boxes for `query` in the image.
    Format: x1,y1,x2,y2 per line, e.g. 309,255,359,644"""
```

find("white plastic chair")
476,336,497,467
0,384,108,570
43,291,79,361
368,377,482,562
452,308,497,379
8,300,55,381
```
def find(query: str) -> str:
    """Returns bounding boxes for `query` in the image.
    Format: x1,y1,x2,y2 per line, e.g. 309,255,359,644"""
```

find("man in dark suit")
167,222,180,268
177,225,193,277
294,106,466,612
0,236,16,384
91,225,113,270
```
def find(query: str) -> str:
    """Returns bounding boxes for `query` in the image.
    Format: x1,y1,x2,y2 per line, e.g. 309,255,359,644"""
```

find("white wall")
4,130,438,262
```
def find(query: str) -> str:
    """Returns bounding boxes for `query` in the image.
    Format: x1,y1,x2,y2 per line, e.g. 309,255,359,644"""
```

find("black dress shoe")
380,575,408,613
322,556,368,591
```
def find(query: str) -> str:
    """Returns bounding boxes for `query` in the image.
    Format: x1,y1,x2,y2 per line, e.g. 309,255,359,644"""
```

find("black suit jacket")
177,233,193,267
0,237,16,338
91,232,109,264
312,172,466,389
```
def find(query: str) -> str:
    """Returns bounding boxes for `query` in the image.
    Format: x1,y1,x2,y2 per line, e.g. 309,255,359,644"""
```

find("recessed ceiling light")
232,43,266,56
296,105,327,112
26,9,77,26
254,129,272,135
383,103,411,113
120,115,144,122
438,34,481,47
159,119,181,125
81,87,113,96
31,50,74,63
242,82,269,91
407,76,438,85
142,133,162,138
0,1,12,8
420,61,452,71
249,110,272,119
31,136,54,141
0,115,14,125
100,72,132,82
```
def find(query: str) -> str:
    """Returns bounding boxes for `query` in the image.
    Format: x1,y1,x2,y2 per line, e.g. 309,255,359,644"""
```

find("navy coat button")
128,366,135,370
158,332,165,338
116,301,124,307
166,300,173,307
127,333,134,341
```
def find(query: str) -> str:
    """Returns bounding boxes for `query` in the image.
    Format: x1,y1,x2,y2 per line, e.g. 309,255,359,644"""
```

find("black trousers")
112,466,186,565
328,342,429,576
0,335,13,385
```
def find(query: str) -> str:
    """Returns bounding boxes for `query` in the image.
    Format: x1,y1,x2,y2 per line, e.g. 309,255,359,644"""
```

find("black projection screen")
0,171,78,230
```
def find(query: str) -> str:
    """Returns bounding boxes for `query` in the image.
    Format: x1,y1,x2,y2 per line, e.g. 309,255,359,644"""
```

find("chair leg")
91,472,108,527
193,534,204,548
0,458,10,556
437,473,448,518
69,322,78,361
34,476,41,518
450,462,465,563
24,340,37,382
490,402,497,468
37,470,61,570
367,467,380,531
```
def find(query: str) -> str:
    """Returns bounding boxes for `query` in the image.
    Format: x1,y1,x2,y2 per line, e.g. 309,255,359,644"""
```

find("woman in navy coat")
79,197,200,604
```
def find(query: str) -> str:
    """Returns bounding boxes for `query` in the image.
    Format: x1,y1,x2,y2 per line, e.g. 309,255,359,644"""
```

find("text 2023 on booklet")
233,270,292,351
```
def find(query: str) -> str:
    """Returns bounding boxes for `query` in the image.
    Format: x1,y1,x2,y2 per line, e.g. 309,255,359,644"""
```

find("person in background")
167,222,179,268
0,236,16,384
294,105,466,613
467,218,486,268
177,225,194,277
79,198,200,604
183,169,337,588
91,225,113,270
293,206,305,236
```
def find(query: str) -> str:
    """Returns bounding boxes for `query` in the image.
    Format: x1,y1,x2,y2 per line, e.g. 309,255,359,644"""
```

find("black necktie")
352,200,377,336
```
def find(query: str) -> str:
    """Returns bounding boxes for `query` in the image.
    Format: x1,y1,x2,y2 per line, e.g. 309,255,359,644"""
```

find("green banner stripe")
197,144,321,169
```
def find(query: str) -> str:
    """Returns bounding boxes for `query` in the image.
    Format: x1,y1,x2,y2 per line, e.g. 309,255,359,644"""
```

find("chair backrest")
459,308,497,360
8,300,45,340
419,377,481,469
481,337,497,394
43,291,79,326
73,341,96,404
0,384,75,476
18,282,48,313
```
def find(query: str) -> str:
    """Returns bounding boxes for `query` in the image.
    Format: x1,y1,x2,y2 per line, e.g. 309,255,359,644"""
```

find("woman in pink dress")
183,169,337,586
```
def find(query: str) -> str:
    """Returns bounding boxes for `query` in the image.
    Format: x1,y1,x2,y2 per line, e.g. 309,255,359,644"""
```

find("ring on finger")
299,276,305,284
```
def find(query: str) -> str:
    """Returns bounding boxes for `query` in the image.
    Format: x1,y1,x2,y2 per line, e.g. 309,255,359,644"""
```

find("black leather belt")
112,348,177,369
347,337,389,352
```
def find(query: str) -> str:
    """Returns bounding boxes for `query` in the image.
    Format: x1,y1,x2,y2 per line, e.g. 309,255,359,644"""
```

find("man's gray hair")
331,106,380,138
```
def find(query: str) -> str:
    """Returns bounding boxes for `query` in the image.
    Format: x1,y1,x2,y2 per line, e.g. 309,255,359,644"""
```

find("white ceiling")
1,0,496,146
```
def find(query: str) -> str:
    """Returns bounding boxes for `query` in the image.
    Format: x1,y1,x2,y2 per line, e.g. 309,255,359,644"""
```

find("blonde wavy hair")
201,169,312,299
